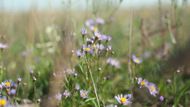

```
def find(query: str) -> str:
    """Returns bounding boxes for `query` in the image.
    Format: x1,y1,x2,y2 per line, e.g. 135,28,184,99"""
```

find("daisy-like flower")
115,94,132,106
80,90,88,99
132,54,142,64
147,83,158,97
137,77,149,88
63,90,71,98
2,80,12,88
107,58,120,68
82,45,94,54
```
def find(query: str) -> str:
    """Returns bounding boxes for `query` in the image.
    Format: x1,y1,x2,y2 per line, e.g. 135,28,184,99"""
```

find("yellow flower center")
134,59,140,63
93,26,98,32
84,48,91,52
120,97,127,104
0,99,6,106
140,80,146,86
5,82,11,87
150,86,156,92
81,92,87,98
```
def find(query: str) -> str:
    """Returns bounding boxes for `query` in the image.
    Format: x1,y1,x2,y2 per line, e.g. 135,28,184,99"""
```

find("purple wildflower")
96,17,105,25
147,82,158,97
82,45,94,54
10,89,16,95
81,27,87,36
132,54,142,64
63,90,71,98
107,58,120,68
85,19,95,27
115,94,132,106
99,35,112,42
159,96,164,102
137,77,149,88
11,82,17,88
76,50,84,58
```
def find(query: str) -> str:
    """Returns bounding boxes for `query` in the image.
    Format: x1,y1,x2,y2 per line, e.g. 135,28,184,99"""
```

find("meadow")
0,0,190,107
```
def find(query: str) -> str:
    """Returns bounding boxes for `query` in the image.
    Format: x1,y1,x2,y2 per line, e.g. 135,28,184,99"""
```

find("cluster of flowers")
106,54,143,69
114,77,164,106
113,55,143,106
76,18,112,58
137,77,164,101
0,79,21,106
55,84,89,101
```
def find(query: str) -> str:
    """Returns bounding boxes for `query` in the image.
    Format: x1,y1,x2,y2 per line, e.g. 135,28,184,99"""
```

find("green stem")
128,9,134,84
85,57,100,107
88,65,100,107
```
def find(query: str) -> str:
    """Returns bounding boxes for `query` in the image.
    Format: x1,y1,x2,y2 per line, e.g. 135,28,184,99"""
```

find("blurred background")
0,0,190,107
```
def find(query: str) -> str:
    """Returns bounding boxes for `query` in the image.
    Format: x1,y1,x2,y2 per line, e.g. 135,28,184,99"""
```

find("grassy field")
0,0,190,107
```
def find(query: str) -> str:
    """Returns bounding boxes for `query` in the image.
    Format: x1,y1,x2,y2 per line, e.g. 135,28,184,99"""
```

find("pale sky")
0,0,187,11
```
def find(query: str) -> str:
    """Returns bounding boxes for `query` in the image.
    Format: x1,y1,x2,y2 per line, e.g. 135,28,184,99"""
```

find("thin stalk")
88,66,100,107
128,9,134,84
167,18,176,44
85,57,100,107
